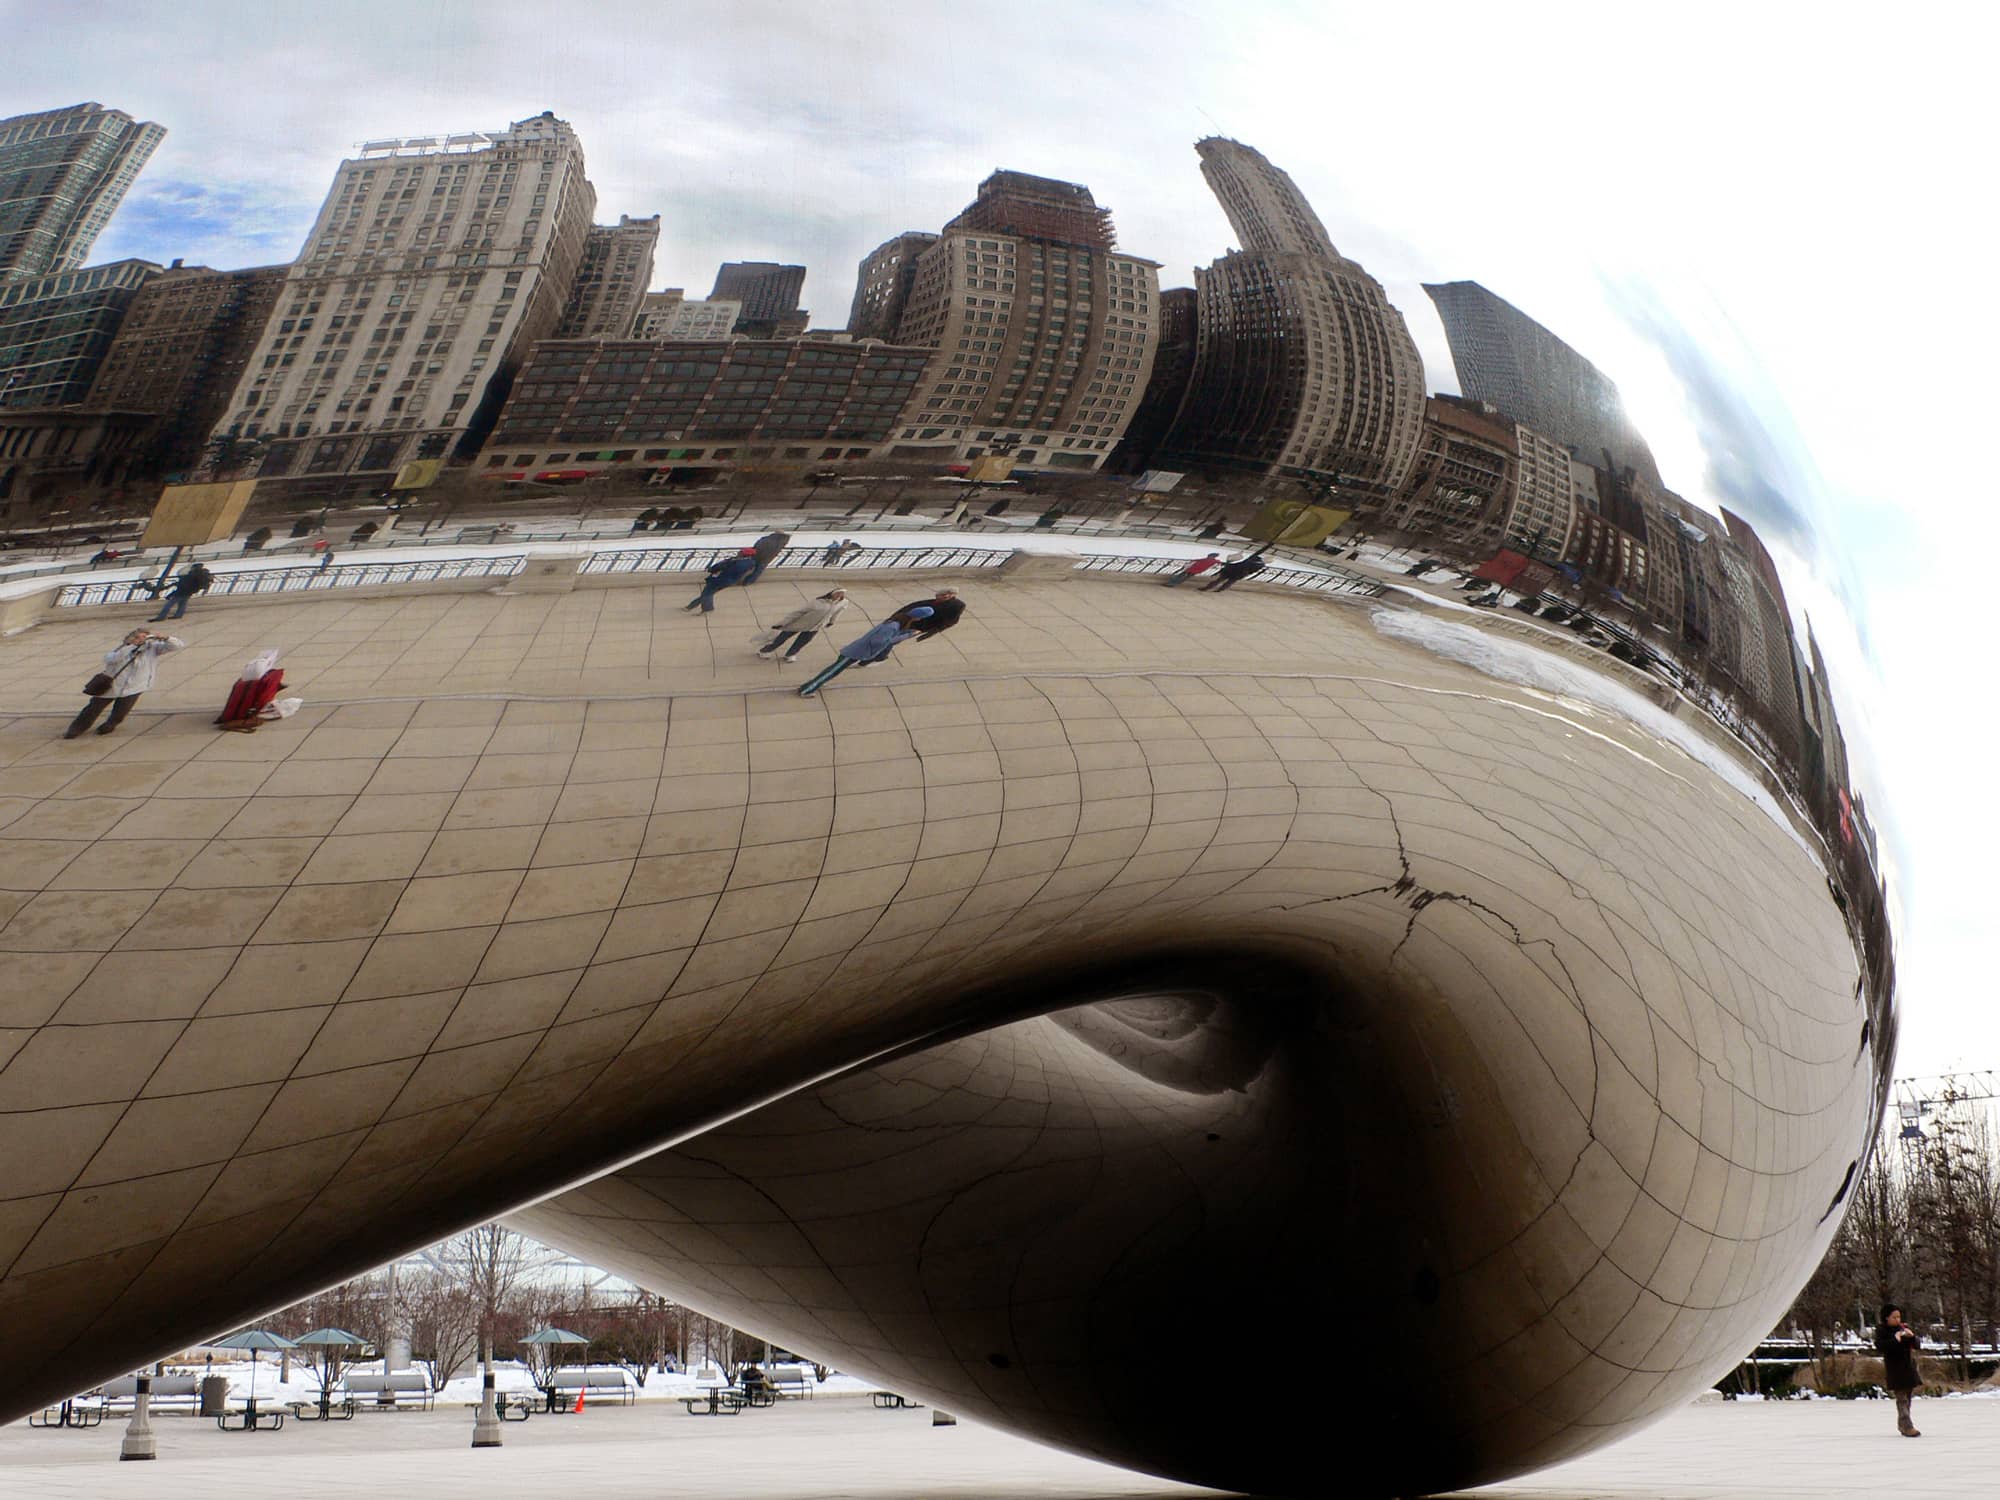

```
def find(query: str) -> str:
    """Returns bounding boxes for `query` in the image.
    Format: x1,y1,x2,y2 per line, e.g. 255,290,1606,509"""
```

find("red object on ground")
217,668,285,727
573,1388,586,1414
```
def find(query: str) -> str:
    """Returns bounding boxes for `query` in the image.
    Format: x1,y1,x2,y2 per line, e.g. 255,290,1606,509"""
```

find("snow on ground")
135,1356,881,1407
1371,606,1820,861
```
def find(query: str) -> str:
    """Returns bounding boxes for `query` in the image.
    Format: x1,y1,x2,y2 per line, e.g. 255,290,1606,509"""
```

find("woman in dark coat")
1874,1304,1922,1437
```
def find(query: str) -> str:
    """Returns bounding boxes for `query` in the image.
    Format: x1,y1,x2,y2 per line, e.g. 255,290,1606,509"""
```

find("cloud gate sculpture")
0,566,1891,1497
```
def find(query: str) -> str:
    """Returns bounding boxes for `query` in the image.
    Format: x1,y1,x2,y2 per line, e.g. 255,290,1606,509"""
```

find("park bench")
765,1365,816,1399
346,1372,435,1411
100,1375,203,1415
551,1366,637,1406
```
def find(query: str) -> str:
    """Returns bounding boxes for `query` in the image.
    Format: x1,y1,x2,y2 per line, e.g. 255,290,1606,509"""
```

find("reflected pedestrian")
797,605,933,698
64,628,184,739
895,588,964,641
1201,552,1267,592
1875,1304,1922,1437
747,529,791,583
149,562,213,620
758,589,848,665
685,549,758,613
1165,552,1221,587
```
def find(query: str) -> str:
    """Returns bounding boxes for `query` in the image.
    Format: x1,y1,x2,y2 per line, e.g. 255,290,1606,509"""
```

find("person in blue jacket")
685,548,759,613
796,605,933,698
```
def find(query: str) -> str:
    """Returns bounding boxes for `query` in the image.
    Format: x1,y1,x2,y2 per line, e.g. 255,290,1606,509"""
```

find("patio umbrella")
519,1327,590,1386
211,1329,298,1409
293,1328,370,1414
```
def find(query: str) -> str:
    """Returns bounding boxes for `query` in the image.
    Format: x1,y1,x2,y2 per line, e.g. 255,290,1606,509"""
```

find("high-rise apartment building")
556,214,659,338
1158,139,1425,497
1423,280,1662,487
0,103,165,283
0,259,160,409
630,288,684,337
847,231,938,342
214,112,597,490
886,170,1161,474
710,261,806,335
82,262,288,476
634,297,740,340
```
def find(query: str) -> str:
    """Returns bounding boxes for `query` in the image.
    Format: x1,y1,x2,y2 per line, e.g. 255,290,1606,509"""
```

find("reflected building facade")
0,103,164,283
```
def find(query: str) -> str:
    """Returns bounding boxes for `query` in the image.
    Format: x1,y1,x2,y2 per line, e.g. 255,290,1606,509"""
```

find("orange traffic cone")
573,1388,586,1414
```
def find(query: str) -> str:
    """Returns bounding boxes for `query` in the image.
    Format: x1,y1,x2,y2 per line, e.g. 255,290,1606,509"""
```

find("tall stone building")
711,261,806,336
0,259,160,408
1423,280,1662,488
1507,421,1576,556
82,262,288,477
847,231,938,342
556,214,658,338
0,103,165,283
635,297,739,340
885,170,1160,474
630,289,684,337
1158,139,1425,497
213,112,597,492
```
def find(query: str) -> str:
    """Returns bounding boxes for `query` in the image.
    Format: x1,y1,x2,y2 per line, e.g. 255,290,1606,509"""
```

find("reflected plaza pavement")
0,558,1892,1496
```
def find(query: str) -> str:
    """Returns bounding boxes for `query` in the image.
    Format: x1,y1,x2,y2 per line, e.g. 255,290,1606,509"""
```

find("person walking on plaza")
1166,552,1222,587
685,549,759,613
821,538,863,567
747,529,792,583
758,589,849,664
895,588,964,641
1201,552,1268,593
1875,1305,1923,1437
64,628,184,739
150,562,214,620
797,605,933,698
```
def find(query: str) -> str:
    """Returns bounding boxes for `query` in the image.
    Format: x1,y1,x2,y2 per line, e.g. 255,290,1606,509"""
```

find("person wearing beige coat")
757,590,849,663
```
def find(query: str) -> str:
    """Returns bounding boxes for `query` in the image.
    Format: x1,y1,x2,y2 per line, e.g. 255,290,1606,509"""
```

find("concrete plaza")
0,1395,1994,1499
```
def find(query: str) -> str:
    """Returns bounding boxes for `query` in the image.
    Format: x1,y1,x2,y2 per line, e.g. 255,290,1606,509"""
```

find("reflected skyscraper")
1158,138,1426,498
1424,279,1663,487
0,103,164,283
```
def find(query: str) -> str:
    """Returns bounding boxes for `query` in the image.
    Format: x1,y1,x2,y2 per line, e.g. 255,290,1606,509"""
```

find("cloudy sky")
16,0,1992,1075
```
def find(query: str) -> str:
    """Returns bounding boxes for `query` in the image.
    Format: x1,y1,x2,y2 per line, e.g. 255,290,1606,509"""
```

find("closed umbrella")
211,1329,298,1418
293,1328,369,1417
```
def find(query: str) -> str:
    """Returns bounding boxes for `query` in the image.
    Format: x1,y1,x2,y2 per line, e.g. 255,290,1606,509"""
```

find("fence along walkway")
50,542,1382,610
55,554,528,608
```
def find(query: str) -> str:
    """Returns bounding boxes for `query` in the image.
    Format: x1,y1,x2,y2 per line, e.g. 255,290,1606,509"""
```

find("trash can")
201,1375,229,1416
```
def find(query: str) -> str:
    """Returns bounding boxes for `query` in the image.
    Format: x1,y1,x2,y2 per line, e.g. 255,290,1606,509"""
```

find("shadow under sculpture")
0,598,1888,1498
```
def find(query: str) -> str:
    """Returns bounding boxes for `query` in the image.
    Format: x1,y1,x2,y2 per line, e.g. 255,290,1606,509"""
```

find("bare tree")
396,1267,479,1391
1908,1080,1994,1381
445,1224,534,1387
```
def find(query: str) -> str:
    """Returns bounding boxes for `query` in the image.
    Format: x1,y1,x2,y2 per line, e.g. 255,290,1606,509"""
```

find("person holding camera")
64,628,185,739
1875,1304,1923,1437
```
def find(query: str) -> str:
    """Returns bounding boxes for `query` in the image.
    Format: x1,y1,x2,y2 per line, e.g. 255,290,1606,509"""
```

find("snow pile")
1371,606,1817,859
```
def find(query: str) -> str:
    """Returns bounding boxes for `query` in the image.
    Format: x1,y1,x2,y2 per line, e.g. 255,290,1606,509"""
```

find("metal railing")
1074,553,1384,599
579,545,1012,578
54,554,528,608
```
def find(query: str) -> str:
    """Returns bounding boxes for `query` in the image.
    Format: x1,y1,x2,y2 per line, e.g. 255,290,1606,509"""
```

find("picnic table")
872,1391,924,1410
29,1397,105,1429
216,1398,285,1432
680,1386,746,1416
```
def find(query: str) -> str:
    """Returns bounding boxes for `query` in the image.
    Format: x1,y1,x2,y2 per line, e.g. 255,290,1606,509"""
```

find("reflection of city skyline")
0,107,1886,963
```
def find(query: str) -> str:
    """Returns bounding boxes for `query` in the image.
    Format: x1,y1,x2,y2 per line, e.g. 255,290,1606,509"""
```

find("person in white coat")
757,590,848,664
64,629,185,739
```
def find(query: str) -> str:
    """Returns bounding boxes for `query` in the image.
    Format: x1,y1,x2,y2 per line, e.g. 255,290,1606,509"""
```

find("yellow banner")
142,480,257,548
